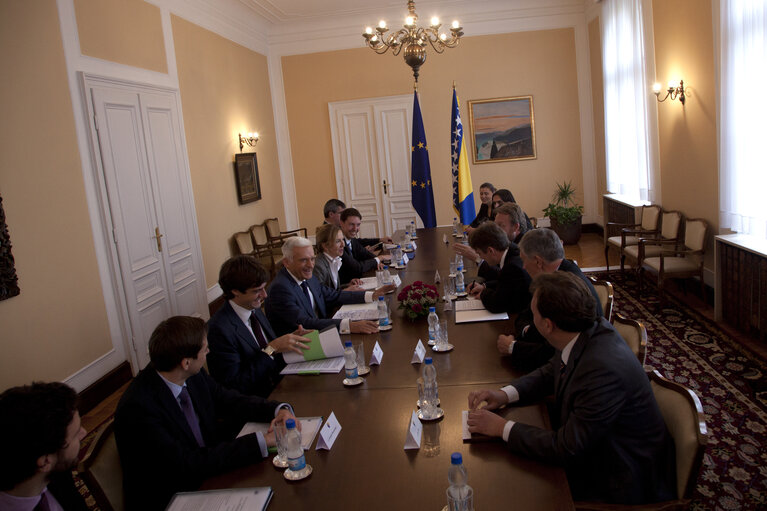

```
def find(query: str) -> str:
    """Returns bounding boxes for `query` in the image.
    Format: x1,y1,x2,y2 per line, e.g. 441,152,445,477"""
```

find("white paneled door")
87,79,207,370
329,95,419,237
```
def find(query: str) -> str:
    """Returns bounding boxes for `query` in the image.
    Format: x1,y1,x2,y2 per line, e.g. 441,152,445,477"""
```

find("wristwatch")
262,345,276,357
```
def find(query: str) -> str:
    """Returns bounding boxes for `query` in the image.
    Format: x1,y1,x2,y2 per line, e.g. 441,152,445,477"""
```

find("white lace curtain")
602,0,656,201
719,0,767,239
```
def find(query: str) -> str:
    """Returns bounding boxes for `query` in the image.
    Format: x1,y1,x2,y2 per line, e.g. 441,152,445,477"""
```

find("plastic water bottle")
382,265,392,285
447,452,473,510
377,296,390,328
455,253,464,270
404,230,413,251
284,418,310,478
343,341,358,379
410,220,416,237
427,306,439,345
395,244,404,266
452,217,459,235
455,267,465,294
422,357,438,418
461,230,469,245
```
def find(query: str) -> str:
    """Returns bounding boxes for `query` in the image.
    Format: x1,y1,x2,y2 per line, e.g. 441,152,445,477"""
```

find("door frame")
79,73,207,375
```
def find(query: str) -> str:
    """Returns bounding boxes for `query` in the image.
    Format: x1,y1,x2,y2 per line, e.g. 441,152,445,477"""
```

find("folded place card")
404,410,423,450
370,341,383,365
411,339,426,364
316,412,341,450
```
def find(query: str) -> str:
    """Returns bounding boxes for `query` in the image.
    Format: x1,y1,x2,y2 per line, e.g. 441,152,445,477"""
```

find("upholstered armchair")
624,210,683,272
604,204,662,271
264,217,307,248
612,313,648,366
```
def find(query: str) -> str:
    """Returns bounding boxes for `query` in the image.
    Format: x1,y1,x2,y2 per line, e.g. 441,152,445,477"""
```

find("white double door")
85,77,207,370
329,94,420,238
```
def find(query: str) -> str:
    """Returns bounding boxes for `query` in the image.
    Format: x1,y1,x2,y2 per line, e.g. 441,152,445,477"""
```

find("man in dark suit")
497,228,604,370
466,222,532,315
322,198,345,227
0,382,88,511
207,255,312,397
467,273,676,505
115,316,296,511
265,236,393,336
337,207,392,285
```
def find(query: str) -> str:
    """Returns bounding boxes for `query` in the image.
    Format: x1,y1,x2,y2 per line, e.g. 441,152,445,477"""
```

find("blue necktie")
178,387,205,447
300,281,315,315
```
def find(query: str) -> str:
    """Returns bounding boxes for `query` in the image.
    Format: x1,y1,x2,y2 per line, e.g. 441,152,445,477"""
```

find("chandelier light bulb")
430,16,439,26
379,20,387,29
371,35,378,42
440,33,447,41
365,26,373,35
405,16,414,26
452,20,460,29
652,82,661,93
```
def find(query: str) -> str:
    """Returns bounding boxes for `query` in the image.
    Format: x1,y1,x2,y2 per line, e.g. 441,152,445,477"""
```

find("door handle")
383,179,388,195
152,227,164,252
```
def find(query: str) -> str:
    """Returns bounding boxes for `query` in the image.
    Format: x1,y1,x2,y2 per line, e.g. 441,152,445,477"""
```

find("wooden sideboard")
715,234,767,341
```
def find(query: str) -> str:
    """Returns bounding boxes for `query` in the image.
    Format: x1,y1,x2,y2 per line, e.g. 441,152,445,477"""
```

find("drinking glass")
354,341,369,375
272,421,289,468
376,270,384,287
446,276,457,300
437,320,449,350
449,261,457,277
446,486,474,511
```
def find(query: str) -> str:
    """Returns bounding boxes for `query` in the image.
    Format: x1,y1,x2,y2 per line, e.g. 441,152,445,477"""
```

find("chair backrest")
684,218,708,253
589,277,614,322
265,218,281,240
612,313,647,365
249,222,270,247
640,205,662,231
233,231,254,255
660,210,683,241
648,370,707,499
77,418,124,511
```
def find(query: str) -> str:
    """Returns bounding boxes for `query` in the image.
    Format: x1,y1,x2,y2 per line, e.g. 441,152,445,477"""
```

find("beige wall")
282,29,585,229
172,16,283,286
0,0,112,390
588,17,607,217
75,0,167,73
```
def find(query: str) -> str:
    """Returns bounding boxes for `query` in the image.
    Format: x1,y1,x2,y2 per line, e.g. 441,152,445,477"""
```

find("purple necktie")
250,312,268,348
178,387,205,447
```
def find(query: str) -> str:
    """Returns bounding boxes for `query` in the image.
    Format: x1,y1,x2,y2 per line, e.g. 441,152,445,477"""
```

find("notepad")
454,298,485,311
455,309,509,323
166,487,272,511
237,417,323,450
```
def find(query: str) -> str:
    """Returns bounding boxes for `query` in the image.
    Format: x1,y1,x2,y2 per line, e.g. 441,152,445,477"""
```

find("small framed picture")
467,95,536,164
233,153,262,205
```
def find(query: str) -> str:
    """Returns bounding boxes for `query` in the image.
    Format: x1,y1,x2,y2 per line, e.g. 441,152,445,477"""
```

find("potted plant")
543,181,584,245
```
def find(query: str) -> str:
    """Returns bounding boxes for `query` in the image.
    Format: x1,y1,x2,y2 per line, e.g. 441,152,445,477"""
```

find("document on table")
455,299,509,323
332,302,379,320
358,274,402,290
279,357,345,375
282,326,343,364
454,298,485,311
165,487,272,511
237,417,323,450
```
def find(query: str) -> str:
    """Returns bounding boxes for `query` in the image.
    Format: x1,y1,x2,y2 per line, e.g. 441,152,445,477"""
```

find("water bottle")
404,230,413,251
462,230,469,245
422,357,438,418
285,419,309,477
395,244,404,266
452,217,459,235
447,452,473,510
427,306,439,345
455,253,464,270
455,267,465,294
343,341,358,379
410,220,416,237
382,265,392,285
377,296,390,328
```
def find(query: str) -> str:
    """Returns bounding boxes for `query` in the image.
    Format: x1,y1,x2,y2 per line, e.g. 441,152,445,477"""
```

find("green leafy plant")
543,181,584,226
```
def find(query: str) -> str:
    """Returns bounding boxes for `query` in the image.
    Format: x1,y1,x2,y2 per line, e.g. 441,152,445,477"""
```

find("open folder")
280,326,345,374
165,487,272,511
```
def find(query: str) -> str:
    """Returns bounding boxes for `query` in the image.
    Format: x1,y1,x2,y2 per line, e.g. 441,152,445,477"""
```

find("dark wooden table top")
203,227,573,510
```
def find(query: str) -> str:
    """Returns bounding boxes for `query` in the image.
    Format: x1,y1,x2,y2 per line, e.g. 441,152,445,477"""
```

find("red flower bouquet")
397,280,439,320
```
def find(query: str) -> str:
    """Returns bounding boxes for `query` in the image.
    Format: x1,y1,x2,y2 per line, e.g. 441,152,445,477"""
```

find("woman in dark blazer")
469,182,496,229
313,223,363,291
491,188,534,231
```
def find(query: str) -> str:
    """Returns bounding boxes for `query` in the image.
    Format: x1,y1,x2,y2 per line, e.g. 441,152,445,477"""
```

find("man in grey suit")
467,272,676,504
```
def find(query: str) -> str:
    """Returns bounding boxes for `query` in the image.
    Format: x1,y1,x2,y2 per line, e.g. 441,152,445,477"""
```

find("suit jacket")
265,267,366,336
114,367,280,511
207,302,283,397
506,318,676,504
47,471,90,511
479,244,532,315
313,252,341,290
469,203,491,228
511,259,604,371
338,238,378,284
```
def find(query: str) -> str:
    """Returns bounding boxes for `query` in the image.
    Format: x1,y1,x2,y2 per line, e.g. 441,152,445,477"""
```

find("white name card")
404,410,423,450
370,341,383,365
316,412,341,450
411,339,426,364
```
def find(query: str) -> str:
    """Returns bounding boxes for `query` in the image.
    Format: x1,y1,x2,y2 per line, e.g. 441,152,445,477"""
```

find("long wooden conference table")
203,227,574,510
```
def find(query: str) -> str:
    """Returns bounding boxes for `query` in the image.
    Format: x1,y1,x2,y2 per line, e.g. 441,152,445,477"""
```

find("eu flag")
451,87,476,224
411,91,437,228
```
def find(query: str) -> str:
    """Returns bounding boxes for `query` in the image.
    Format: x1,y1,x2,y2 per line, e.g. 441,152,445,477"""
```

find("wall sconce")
653,80,686,105
238,132,259,152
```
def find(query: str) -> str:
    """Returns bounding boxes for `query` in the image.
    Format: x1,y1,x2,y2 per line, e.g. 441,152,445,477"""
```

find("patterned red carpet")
588,270,767,510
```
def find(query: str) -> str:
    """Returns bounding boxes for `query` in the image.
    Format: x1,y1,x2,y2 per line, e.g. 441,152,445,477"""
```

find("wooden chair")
612,313,648,366
589,277,614,322
575,370,707,511
264,217,307,248
623,210,683,272
639,218,709,300
233,230,256,256
604,204,661,271
249,222,283,276
76,418,124,511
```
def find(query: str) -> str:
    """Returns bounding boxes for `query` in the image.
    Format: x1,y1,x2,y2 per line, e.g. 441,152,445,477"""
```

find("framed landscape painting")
468,95,536,164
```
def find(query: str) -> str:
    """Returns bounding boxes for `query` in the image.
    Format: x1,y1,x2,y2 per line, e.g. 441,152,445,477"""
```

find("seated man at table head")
496,228,603,371
265,236,393,336
314,224,365,291
466,222,532,316
322,198,345,227
115,316,296,511
338,207,391,284
467,272,676,505
0,382,88,511
207,255,312,397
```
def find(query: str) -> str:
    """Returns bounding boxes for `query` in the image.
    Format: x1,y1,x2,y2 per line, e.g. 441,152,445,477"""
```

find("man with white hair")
265,237,394,336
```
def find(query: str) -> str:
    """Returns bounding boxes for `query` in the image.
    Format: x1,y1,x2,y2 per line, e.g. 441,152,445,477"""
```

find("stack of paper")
332,302,379,320
166,487,272,511
280,327,346,374
358,274,402,290
454,298,509,323
237,416,323,450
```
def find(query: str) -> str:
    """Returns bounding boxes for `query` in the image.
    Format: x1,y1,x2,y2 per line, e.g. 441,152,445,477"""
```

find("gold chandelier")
362,0,464,82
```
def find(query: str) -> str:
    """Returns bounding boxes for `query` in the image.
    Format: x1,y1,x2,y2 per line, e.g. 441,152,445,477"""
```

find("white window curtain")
719,0,767,239
601,0,656,201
